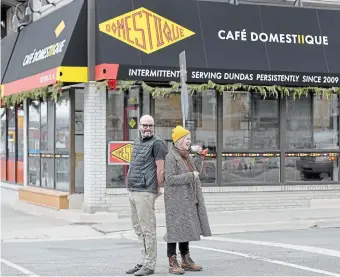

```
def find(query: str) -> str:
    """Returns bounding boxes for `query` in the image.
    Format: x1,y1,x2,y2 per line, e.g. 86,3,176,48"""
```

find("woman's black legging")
167,242,189,257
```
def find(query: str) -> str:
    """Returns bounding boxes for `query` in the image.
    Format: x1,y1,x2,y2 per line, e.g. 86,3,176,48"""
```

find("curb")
3,218,339,242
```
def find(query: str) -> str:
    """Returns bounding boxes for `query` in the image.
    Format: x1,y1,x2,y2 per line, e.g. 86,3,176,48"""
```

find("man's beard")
141,131,153,138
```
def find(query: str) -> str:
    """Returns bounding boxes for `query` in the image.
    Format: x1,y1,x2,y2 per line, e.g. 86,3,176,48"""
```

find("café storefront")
95,0,340,194
1,0,87,208
1,0,340,212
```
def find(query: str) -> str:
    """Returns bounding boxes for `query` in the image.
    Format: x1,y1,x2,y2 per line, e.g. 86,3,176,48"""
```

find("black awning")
95,0,340,87
1,32,19,83
2,0,87,96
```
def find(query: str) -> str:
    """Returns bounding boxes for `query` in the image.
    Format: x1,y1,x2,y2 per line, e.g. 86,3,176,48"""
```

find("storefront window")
55,91,70,190
1,108,7,181
55,157,69,191
154,91,217,184
41,157,54,188
17,107,24,161
154,94,182,149
285,155,339,182
7,107,16,159
40,101,48,151
28,100,40,186
106,88,153,187
107,91,125,188
286,94,339,149
222,92,280,184
75,89,84,193
40,98,55,152
222,156,280,183
16,106,24,184
223,92,279,150
7,107,16,182
55,92,70,151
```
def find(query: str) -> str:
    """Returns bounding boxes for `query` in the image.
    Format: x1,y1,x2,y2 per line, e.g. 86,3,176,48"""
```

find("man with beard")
126,115,167,276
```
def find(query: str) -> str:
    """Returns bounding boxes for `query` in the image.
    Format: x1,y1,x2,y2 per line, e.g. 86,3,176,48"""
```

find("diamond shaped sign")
98,7,195,54
129,118,137,129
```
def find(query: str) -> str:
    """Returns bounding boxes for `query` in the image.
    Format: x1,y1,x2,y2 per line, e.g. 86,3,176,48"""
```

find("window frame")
151,90,218,186
105,83,340,187
26,89,73,191
281,94,340,184
0,108,8,181
219,91,340,186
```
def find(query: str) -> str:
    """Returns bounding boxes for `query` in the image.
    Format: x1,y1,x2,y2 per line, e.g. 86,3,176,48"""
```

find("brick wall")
104,184,340,216
83,82,108,213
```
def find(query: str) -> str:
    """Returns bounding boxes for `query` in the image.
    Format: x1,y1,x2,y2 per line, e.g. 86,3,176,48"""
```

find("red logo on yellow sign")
98,7,195,54
108,141,134,165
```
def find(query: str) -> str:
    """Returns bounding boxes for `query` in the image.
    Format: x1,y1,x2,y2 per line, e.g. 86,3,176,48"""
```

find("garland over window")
98,79,340,99
2,79,339,107
1,81,63,107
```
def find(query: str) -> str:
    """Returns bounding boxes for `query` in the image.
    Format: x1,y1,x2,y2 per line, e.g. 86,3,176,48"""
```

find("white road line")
0,257,40,277
1,233,123,243
123,235,340,276
189,245,340,277
202,236,340,258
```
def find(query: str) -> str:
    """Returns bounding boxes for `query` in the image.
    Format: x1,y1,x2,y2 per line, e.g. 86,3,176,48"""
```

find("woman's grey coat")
163,146,212,243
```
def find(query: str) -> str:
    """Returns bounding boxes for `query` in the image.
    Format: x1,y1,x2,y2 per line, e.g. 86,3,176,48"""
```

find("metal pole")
179,51,188,128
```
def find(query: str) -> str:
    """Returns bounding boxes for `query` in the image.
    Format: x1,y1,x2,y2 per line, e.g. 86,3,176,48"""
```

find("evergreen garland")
98,79,340,100
1,81,63,107
2,79,339,108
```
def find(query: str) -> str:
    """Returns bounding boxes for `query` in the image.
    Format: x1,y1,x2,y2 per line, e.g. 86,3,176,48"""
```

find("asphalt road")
2,228,340,276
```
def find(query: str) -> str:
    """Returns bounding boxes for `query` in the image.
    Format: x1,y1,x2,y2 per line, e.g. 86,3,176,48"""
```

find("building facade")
1,0,340,213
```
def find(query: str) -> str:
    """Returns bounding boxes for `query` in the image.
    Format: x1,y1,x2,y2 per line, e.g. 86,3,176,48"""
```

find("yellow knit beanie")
172,125,190,143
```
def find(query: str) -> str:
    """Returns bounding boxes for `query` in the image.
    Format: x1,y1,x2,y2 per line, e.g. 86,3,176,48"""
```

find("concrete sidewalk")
2,199,340,241
91,206,340,237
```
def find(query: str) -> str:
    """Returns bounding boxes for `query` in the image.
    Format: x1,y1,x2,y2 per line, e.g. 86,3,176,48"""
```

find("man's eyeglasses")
141,124,154,129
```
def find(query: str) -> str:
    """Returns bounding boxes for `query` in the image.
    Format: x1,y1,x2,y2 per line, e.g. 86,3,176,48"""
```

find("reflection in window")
75,89,84,193
17,106,24,162
106,88,142,187
200,157,217,184
223,92,279,150
107,91,125,188
28,100,41,186
285,156,339,182
40,98,55,151
28,100,40,154
55,158,69,191
28,157,40,186
40,101,48,150
1,108,6,181
55,92,70,151
154,94,182,149
16,106,24,184
41,158,54,188
154,92,217,184
7,107,16,160
314,94,339,149
286,94,339,149
222,156,280,183
107,91,125,142
1,108,7,160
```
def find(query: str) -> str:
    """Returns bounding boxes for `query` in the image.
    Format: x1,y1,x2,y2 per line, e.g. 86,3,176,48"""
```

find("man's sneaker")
134,265,155,276
126,264,143,274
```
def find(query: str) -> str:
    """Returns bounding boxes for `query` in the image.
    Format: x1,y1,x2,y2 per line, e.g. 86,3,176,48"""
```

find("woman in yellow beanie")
163,125,212,275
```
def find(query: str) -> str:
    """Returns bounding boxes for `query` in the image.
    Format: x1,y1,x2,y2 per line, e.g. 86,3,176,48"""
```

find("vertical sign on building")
179,51,189,128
